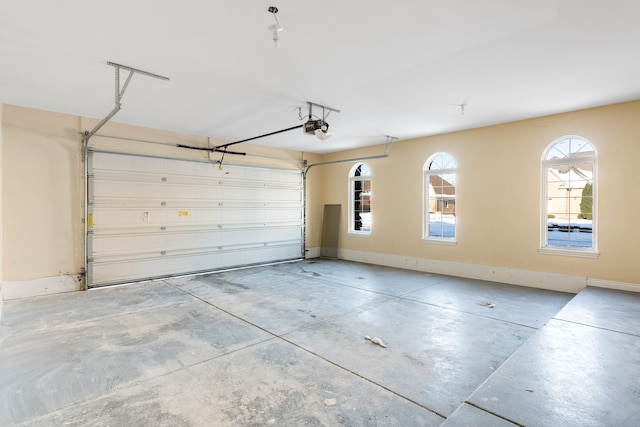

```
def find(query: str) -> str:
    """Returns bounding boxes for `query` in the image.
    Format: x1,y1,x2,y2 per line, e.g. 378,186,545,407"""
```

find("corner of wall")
305,247,321,259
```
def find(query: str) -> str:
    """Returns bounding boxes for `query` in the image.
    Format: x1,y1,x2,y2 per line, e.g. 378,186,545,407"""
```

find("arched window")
424,153,456,241
542,136,597,255
349,163,372,234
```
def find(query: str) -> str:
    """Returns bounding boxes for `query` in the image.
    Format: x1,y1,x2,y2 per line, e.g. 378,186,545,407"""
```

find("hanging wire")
269,6,280,25
218,151,226,171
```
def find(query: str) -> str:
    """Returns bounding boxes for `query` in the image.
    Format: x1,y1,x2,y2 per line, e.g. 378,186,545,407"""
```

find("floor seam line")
171,282,447,420
397,296,540,330
171,282,397,347
282,264,551,331
273,333,447,420
463,401,525,426
280,267,441,299
552,317,640,338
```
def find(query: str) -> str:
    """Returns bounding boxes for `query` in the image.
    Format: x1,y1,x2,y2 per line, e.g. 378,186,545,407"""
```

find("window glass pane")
441,154,457,170
543,137,595,250
572,138,591,154
546,139,571,160
425,154,457,240
351,163,371,233
572,163,593,179
547,176,565,188
355,186,371,231
441,172,456,188
356,163,371,176
428,153,457,171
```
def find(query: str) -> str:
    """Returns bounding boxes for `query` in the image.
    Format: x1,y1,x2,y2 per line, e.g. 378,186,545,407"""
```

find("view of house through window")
424,153,456,240
543,136,596,251
350,163,371,233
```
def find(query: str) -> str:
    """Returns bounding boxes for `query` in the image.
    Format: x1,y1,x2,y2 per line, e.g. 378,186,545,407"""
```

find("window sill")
348,231,371,238
538,247,599,258
422,238,457,246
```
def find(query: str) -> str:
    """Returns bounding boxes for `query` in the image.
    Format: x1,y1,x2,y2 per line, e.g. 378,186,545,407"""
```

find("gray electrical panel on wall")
321,204,341,259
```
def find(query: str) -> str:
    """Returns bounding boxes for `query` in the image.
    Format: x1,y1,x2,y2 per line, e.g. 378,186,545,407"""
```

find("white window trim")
538,247,599,258
348,163,371,236
423,153,457,243
348,231,372,238
540,135,598,257
422,237,457,246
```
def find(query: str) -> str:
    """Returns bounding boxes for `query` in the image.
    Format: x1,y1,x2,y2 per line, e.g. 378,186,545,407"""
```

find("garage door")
87,151,304,287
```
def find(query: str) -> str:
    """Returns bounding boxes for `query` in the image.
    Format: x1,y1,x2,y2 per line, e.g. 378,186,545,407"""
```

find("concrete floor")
1,259,639,426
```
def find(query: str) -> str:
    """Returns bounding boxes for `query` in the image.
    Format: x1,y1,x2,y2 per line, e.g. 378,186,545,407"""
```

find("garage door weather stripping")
86,151,304,287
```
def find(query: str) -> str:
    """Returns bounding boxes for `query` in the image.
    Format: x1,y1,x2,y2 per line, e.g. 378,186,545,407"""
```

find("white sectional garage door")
87,151,304,287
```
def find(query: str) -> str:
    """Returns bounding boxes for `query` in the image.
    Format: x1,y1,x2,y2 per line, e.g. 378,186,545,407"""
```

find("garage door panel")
90,240,302,263
87,151,304,287
89,208,302,229
90,180,302,203
90,170,303,189
91,153,302,183
90,227,302,255
89,244,303,286
90,199,302,210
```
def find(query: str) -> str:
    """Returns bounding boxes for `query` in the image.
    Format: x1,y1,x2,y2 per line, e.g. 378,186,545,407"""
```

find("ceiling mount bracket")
80,62,169,292
83,62,170,143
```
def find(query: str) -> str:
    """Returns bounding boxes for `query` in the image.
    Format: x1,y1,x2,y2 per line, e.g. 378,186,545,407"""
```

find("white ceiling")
1,0,639,154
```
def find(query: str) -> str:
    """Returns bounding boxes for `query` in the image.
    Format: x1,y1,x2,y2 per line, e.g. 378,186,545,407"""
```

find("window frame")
348,162,372,237
423,152,457,245
540,135,598,258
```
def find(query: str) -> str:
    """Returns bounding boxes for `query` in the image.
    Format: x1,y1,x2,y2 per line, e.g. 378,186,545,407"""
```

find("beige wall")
2,106,84,282
320,101,640,285
2,101,639,294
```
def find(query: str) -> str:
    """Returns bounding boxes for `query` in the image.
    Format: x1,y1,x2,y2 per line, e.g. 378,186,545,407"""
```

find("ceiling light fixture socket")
267,6,282,48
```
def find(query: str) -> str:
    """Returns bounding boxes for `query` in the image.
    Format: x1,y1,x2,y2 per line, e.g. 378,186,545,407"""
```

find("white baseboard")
587,278,640,293
339,249,640,294
305,247,321,259
339,249,588,294
2,274,83,300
